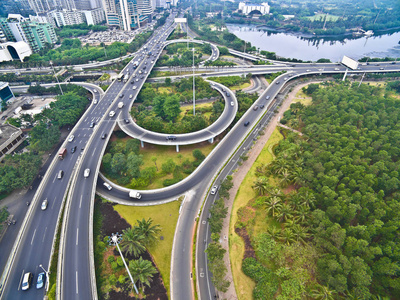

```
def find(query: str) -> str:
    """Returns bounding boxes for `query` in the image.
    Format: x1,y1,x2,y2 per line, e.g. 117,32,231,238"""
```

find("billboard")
174,18,187,23
341,55,359,70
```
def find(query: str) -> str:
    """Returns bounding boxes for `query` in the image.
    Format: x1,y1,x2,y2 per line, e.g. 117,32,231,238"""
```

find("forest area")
244,82,400,299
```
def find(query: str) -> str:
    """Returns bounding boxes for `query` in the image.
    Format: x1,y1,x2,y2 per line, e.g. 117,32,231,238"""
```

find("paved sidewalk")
217,81,317,300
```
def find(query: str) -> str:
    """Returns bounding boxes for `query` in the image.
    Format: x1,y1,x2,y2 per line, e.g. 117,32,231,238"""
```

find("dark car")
260,104,265,109
124,119,130,124
119,94,124,98
244,121,250,127
276,81,280,84
101,133,107,139
166,136,177,141
71,146,77,153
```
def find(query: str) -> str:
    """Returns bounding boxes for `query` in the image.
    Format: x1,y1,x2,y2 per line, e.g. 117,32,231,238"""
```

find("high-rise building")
47,9,84,27
0,14,57,53
102,0,152,31
82,8,106,25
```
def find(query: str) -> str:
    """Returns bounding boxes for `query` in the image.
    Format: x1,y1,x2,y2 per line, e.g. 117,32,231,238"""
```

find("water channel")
226,24,400,62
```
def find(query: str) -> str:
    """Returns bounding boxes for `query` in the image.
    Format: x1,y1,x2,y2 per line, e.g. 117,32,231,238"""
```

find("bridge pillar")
208,137,214,143
342,69,348,81
176,144,180,152
141,140,144,148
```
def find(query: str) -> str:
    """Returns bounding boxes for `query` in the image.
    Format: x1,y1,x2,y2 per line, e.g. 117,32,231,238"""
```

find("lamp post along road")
39,264,50,292
49,61,63,95
193,47,196,116
109,233,139,294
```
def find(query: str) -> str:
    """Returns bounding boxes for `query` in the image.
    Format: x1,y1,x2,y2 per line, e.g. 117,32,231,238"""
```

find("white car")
132,86,137,90
103,182,112,191
210,186,218,195
41,199,48,210
93,99,97,104
84,168,90,178
68,135,74,142
230,101,234,106
109,111,115,117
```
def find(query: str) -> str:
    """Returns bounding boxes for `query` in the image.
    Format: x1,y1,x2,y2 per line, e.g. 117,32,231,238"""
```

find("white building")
238,2,270,15
0,41,32,62
82,8,106,25
47,9,85,27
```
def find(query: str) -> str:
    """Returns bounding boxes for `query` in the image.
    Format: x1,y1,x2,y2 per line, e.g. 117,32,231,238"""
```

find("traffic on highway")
2,9,400,300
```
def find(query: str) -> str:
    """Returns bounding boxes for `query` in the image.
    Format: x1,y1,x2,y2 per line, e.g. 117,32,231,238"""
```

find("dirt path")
217,81,319,300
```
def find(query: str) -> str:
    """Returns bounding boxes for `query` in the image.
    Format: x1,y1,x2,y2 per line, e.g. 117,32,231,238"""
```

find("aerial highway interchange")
1,11,400,300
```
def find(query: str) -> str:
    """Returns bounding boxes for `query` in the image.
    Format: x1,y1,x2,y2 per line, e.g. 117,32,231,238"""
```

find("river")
226,24,400,62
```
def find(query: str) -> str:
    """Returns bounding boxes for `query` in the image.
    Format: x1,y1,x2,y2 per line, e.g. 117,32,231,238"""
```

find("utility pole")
49,61,63,95
109,233,139,294
192,47,196,116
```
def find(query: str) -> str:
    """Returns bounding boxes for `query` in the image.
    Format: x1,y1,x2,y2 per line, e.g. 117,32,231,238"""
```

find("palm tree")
134,218,161,247
292,224,310,243
279,228,295,245
279,169,292,187
128,256,158,293
276,203,293,222
295,204,310,224
300,189,316,208
265,196,282,217
252,176,270,195
266,227,281,241
310,284,337,300
121,227,146,257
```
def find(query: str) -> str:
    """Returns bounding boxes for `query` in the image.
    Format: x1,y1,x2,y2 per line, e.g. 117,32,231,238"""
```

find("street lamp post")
49,61,63,95
109,233,139,295
39,264,50,292
192,47,196,116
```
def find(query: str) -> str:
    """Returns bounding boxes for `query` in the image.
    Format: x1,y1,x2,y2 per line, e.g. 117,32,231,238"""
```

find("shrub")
107,255,115,263
242,257,279,300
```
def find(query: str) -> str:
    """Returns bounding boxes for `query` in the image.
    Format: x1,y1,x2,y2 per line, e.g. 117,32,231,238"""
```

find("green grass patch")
114,200,181,296
229,128,283,300
98,73,110,81
139,143,216,189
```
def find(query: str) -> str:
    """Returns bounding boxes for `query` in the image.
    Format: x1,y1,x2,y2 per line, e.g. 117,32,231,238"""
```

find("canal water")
226,24,400,62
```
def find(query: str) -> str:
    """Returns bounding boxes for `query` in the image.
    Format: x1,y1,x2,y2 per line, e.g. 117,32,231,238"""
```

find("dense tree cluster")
132,78,222,134
187,15,255,52
1,85,88,196
0,153,42,195
206,176,233,292
251,82,400,298
226,0,400,35
101,137,206,188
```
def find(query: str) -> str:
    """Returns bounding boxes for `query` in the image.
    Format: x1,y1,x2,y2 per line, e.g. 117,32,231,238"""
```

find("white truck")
129,191,142,199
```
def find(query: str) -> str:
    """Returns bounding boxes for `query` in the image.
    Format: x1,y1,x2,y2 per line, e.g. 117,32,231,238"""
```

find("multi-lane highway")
0,14,178,300
2,11,400,300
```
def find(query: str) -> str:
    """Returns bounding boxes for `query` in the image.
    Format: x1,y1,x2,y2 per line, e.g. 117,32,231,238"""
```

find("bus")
117,74,124,81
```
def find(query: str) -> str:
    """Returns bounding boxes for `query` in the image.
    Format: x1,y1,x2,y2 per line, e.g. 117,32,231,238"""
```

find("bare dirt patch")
234,227,256,261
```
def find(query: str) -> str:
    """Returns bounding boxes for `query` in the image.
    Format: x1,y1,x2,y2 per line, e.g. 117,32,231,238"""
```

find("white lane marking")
51,197,57,210
52,175,56,183
42,227,48,242
76,228,79,246
76,271,79,294
31,229,36,245
79,195,83,208
91,147,97,157
18,269,25,291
